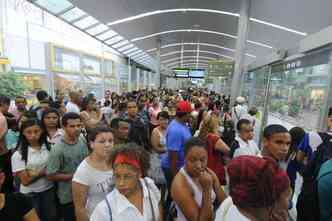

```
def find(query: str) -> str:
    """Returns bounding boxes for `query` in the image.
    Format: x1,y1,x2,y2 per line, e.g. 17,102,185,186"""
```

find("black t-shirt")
0,193,33,221
0,151,14,193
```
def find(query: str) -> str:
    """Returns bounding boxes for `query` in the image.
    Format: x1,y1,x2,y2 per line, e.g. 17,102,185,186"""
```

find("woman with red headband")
90,143,161,221
215,156,291,221
171,137,226,221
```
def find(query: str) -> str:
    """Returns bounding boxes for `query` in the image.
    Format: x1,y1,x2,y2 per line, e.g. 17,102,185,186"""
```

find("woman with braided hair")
215,156,291,221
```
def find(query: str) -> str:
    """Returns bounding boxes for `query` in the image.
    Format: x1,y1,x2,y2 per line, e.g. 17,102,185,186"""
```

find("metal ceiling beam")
131,29,273,49
147,42,256,58
161,50,233,59
107,8,307,36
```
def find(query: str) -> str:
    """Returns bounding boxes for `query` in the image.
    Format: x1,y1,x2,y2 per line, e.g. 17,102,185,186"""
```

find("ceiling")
30,0,332,71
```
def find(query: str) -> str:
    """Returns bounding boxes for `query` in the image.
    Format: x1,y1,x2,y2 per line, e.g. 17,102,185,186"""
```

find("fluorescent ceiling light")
161,50,233,59
131,29,273,49
107,8,307,36
147,42,256,58
250,18,307,36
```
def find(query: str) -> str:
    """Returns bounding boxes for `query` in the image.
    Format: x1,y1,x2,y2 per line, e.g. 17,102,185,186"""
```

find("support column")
143,70,147,89
128,58,131,92
101,44,106,98
230,0,251,106
319,51,332,130
148,72,152,90
45,44,55,98
136,68,140,90
156,39,161,89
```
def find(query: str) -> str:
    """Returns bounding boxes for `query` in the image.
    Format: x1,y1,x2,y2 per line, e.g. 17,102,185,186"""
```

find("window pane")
127,50,142,57
96,30,118,40
83,56,101,74
74,16,99,29
86,24,109,35
118,44,134,52
113,40,129,48
35,0,72,14
105,36,123,45
61,7,86,22
123,47,139,54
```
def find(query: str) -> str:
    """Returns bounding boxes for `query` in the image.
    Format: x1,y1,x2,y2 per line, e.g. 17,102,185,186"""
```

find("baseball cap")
176,101,192,113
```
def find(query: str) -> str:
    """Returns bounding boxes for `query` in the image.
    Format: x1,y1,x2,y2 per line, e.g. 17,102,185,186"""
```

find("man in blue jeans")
161,101,192,214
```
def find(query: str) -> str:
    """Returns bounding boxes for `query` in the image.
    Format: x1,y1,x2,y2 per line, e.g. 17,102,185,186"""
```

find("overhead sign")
207,60,234,77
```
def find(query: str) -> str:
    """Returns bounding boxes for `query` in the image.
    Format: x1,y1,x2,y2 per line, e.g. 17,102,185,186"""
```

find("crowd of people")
0,87,332,221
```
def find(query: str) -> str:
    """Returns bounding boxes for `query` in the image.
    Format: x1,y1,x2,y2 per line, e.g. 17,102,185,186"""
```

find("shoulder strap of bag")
233,107,240,120
104,196,113,221
144,178,157,221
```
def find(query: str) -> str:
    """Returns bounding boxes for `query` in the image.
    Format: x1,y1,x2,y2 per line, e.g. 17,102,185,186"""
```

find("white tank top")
176,167,216,221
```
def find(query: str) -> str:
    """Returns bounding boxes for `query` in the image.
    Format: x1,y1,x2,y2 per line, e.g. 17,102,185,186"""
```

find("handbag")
144,179,157,221
148,152,166,184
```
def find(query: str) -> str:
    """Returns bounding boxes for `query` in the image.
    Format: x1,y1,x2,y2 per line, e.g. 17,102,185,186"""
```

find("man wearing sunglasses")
233,119,260,158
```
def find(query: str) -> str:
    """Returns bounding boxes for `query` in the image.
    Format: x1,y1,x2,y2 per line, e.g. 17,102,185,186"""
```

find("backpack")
128,117,151,151
296,132,332,221
229,139,240,159
221,116,236,147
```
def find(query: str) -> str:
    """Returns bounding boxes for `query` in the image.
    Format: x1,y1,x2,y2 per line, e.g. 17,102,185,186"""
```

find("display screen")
189,69,205,78
174,69,189,78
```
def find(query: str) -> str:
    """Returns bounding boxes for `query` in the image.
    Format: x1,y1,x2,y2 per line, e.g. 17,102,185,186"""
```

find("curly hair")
109,143,150,177
198,114,219,139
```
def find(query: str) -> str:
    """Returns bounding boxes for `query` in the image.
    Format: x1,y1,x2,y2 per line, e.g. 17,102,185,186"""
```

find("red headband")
113,153,141,170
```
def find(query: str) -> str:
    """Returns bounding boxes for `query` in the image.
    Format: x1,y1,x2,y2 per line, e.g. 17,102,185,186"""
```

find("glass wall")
267,48,331,131
0,0,126,102
244,47,332,132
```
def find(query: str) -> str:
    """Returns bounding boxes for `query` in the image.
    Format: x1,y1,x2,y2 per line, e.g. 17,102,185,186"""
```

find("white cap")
236,96,246,104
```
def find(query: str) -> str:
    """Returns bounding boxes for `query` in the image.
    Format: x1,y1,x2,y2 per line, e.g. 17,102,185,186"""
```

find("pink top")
149,106,161,126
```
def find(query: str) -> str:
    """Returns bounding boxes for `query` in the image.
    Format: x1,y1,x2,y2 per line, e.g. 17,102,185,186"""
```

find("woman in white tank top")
171,137,226,221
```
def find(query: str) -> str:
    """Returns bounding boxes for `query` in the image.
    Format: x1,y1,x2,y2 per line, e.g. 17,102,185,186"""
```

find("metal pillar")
101,44,106,97
319,50,332,130
45,44,55,98
259,66,272,146
128,58,131,92
156,39,161,89
149,72,152,90
136,68,140,90
230,0,251,107
143,70,147,89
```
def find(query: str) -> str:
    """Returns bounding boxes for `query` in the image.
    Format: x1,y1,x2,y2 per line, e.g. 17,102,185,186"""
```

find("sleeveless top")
176,168,216,221
156,128,166,147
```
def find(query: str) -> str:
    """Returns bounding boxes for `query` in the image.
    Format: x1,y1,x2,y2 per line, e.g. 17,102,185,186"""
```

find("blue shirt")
161,119,192,169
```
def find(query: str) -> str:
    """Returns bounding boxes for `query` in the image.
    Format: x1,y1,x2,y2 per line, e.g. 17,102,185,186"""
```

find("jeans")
162,167,175,216
26,187,56,221
60,202,76,221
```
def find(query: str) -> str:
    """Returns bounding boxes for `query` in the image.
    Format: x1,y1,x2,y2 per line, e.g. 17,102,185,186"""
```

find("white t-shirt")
66,101,80,114
215,197,250,221
233,137,261,158
73,159,114,217
11,145,53,194
90,178,161,221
